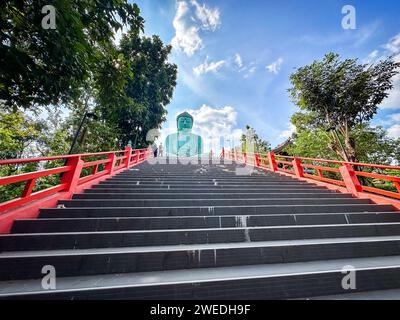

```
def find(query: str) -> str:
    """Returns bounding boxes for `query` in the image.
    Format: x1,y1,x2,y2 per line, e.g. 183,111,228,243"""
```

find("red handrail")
0,147,151,213
221,149,400,201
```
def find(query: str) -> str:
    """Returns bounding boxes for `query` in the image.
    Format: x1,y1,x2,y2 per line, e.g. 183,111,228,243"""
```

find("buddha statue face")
177,112,193,132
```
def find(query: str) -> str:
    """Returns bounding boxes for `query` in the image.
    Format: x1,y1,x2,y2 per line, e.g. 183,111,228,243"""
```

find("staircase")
1,159,400,299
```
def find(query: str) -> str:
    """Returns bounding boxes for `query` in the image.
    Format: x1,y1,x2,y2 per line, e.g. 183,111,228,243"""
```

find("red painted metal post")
339,164,363,196
133,150,139,164
243,152,247,164
292,158,304,178
268,152,278,172
105,153,117,175
61,156,84,192
21,178,37,198
395,182,400,194
255,153,261,167
124,147,132,168
221,148,225,159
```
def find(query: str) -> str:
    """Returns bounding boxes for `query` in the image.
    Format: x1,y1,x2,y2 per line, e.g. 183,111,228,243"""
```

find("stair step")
12,212,400,233
58,198,371,208
73,193,353,200
2,256,400,299
306,288,400,300
85,188,333,194
110,177,300,181
92,185,326,190
2,236,400,281
3,223,400,251
99,181,312,186
39,204,396,218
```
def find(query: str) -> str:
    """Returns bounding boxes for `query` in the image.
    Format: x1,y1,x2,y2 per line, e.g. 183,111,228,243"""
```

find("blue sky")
132,0,400,151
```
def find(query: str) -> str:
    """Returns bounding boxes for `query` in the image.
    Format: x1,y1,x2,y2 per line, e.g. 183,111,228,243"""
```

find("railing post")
21,178,37,198
339,164,362,196
105,152,117,176
268,152,278,172
132,149,138,164
124,146,132,168
61,156,84,192
292,158,304,178
255,153,261,167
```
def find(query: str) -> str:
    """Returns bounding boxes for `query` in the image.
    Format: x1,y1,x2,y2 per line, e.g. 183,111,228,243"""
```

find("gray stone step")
99,180,311,185
12,212,400,233
39,204,395,218
3,236,400,281
91,184,326,190
2,256,400,299
3,223,400,251
73,192,353,200
84,188,333,194
58,198,371,208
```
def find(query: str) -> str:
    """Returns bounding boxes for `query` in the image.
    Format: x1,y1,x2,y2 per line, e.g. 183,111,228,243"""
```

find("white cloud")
363,50,379,64
391,113,400,122
243,65,256,79
171,1,202,56
384,34,400,54
191,0,220,31
193,56,226,76
364,33,400,110
234,53,243,68
171,0,221,57
278,123,296,140
266,58,283,74
380,53,400,109
185,105,243,151
387,124,400,138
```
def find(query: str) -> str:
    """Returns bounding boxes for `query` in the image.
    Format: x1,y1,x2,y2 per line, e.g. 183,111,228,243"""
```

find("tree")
241,125,271,153
0,110,44,159
0,0,144,110
288,53,400,162
285,112,400,165
114,33,178,147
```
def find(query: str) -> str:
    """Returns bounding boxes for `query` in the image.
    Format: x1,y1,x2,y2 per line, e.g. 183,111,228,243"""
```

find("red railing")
0,147,151,213
222,148,400,201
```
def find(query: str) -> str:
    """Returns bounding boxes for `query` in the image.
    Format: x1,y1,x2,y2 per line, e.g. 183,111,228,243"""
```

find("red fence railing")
0,147,151,213
222,149,400,200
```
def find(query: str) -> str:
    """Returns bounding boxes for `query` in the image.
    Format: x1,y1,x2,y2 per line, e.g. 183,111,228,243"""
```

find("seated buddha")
165,111,203,157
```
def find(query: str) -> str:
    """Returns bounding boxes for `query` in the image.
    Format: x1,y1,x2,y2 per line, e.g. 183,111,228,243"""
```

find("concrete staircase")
1,160,400,299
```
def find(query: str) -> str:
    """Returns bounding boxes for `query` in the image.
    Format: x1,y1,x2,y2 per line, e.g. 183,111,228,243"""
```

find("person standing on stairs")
152,143,158,158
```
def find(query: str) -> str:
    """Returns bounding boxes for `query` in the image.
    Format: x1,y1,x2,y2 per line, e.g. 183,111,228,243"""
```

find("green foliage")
0,2,178,204
286,115,400,165
241,125,271,154
116,34,178,147
288,52,400,161
0,0,144,110
0,110,42,159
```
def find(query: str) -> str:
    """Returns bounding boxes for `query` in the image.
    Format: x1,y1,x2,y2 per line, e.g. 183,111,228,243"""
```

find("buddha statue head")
177,111,194,133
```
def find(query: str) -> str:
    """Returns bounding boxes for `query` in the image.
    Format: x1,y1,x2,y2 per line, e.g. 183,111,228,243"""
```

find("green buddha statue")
165,111,203,157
